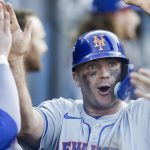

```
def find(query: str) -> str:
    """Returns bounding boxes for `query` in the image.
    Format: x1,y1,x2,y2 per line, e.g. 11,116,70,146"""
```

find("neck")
84,100,123,116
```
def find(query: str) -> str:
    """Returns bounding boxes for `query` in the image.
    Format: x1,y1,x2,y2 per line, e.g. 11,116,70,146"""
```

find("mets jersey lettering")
62,141,119,150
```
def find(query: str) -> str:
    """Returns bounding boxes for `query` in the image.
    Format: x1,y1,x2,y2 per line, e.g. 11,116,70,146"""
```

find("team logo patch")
93,34,106,51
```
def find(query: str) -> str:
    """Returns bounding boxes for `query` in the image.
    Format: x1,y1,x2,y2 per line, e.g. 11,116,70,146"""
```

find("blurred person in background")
15,9,48,72
78,0,140,40
74,0,142,70
15,9,48,106
69,0,142,100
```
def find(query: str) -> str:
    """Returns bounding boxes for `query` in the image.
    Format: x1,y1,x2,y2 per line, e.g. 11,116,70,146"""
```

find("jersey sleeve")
35,98,66,150
0,64,21,149
0,64,20,131
0,109,18,150
127,98,150,135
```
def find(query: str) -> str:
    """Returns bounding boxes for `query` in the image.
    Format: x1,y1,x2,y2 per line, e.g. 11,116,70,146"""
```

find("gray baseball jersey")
36,97,150,150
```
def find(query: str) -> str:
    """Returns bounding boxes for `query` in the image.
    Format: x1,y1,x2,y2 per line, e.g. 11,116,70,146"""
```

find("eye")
88,64,97,70
108,60,121,69
108,62,117,68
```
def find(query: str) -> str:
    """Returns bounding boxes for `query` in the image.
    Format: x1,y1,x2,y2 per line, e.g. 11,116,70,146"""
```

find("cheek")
80,72,96,90
88,70,97,77
110,69,121,83
81,74,91,87
36,39,47,53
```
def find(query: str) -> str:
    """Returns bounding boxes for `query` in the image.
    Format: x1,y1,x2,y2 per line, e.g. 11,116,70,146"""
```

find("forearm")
9,56,44,145
9,57,35,132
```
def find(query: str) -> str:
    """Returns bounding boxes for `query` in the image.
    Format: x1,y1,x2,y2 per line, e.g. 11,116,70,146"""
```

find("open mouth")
98,86,111,95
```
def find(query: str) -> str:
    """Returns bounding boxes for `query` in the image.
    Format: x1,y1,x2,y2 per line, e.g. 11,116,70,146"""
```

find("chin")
26,64,41,72
25,60,42,72
96,95,117,108
124,32,137,40
97,100,118,110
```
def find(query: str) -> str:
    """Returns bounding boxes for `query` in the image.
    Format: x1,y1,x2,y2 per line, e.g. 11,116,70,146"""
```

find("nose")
98,66,110,79
41,41,48,53
39,41,48,55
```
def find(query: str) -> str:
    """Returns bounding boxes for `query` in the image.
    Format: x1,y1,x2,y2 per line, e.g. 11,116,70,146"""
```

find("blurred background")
5,0,150,106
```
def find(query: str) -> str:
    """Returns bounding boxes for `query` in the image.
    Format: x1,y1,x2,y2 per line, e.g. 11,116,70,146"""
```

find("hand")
0,2,11,58
130,68,150,99
5,2,32,61
124,0,150,15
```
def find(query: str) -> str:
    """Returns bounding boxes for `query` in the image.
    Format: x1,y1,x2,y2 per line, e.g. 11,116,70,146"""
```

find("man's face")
73,58,122,111
113,9,141,40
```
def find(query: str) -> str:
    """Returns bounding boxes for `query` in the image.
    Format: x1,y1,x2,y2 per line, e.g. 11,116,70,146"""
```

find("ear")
72,72,80,87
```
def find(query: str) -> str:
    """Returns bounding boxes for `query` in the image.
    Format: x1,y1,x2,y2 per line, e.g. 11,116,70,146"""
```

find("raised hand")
0,2,11,58
124,0,150,15
130,68,150,99
5,2,32,61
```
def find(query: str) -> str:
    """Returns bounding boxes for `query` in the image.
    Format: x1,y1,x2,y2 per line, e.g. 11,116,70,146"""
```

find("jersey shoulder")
37,97,83,114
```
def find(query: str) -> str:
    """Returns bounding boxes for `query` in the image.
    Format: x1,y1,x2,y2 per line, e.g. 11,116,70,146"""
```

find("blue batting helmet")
72,30,129,71
72,30,135,101
91,0,140,13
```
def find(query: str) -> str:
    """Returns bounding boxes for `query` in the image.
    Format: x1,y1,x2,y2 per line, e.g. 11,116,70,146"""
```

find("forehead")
75,58,122,71
29,16,46,38
81,58,121,66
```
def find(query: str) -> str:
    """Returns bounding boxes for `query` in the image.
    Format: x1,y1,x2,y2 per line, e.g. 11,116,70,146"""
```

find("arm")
9,57,44,147
0,2,20,149
124,0,150,15
5,2,44,147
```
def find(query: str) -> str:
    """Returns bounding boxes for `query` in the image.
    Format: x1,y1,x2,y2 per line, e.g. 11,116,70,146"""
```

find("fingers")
130,71,150,88
134,89,150,99
4,9,10,34
0,1,12,57
22,19,32,52
0,1,10,33
24,19,32,41
130,69,150,99
124,0,134,4
0,0,5,6
138,68,150,78
124,0,150,15
5,2,20,32
123,0,141,6
0,3,4,30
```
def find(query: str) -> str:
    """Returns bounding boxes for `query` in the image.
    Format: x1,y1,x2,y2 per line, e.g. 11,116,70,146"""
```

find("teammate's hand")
130,68,150,99
5,2,32,61
124,0,150,15
0,2,12,58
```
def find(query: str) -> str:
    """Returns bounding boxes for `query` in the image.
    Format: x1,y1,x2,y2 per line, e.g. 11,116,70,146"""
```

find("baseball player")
5,0,150,150
0,2,22,150
20,30,150,150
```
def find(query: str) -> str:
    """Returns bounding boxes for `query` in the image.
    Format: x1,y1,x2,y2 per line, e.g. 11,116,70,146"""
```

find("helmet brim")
72,51,129,71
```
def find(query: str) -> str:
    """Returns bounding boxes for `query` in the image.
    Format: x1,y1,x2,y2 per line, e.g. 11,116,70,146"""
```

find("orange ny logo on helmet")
93,35,106,50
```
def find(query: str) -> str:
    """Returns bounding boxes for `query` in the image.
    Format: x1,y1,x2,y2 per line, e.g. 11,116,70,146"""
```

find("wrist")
0,55,9,66
8,54,23,62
